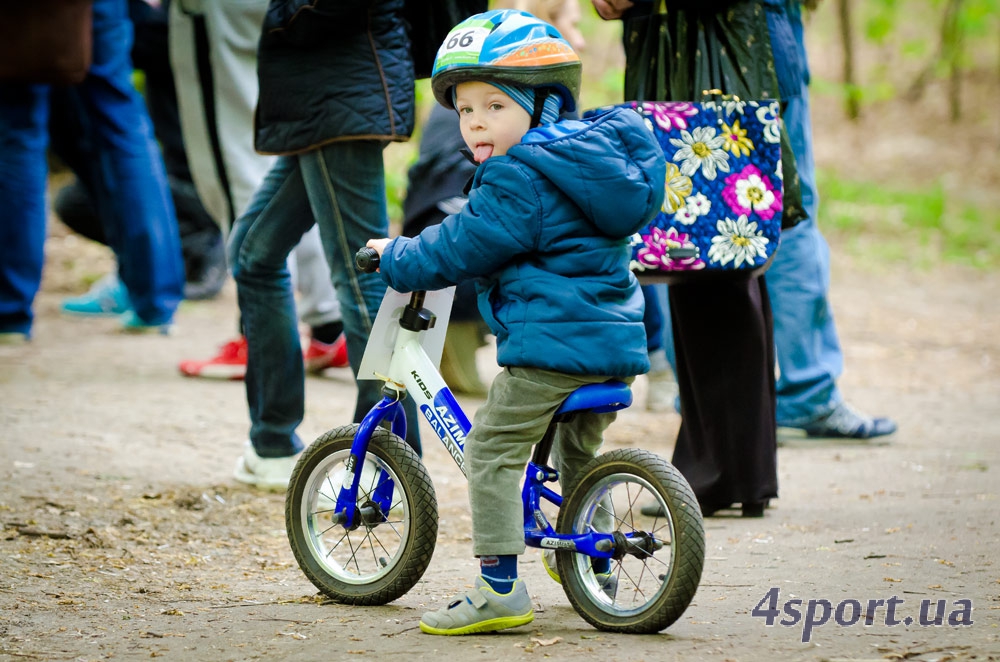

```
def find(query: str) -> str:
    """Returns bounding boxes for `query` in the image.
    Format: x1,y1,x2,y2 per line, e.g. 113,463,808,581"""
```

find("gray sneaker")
801,402,897,440
419,576,533,635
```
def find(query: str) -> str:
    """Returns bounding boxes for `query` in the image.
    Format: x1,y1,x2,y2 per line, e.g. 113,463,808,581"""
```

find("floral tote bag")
601,0,805,283
624,97,784,281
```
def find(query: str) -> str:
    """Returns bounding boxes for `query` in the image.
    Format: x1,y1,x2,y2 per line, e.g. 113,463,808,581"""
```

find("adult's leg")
204,0,273,217
170,0,342,379
170,0,273,231
643,283,677,411
669,276,778,509
291,225,342,331
656,282,677,371
49,20,221,264
130,4,225,300
299,141,421,453
74,0,184,325
202,0,342,333
642,285,664,353
0,83,50,337
229,156,313,457
168,2,232,229
765,83,895,438
763,84,844,426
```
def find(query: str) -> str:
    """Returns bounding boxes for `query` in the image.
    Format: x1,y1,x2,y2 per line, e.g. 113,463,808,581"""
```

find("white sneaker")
329,460,381,498
233,441,300,492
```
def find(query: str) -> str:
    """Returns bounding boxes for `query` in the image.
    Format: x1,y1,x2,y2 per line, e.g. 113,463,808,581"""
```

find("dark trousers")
669,275,778,508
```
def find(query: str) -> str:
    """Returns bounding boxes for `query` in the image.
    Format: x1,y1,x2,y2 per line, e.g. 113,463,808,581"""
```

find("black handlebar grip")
355,247,381,273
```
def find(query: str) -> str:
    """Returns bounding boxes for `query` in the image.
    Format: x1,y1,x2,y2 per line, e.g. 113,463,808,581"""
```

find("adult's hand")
591,0,635,20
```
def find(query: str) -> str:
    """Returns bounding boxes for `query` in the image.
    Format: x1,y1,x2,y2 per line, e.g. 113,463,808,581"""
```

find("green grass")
817,170,1000,270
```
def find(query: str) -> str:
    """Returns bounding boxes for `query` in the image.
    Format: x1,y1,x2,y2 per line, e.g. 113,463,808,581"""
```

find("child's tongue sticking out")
474,144,494,163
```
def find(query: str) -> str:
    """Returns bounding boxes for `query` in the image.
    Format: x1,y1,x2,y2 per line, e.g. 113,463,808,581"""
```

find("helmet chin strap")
530,88,551,128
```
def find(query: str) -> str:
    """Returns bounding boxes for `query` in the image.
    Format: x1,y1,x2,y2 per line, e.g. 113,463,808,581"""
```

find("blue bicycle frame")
334,288,635,562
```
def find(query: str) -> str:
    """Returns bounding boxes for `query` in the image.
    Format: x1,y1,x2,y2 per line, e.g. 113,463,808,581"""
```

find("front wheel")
285,424,438,605
555,448,705,633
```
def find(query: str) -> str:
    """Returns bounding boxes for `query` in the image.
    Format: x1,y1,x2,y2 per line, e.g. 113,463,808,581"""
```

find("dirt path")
2,248,998,661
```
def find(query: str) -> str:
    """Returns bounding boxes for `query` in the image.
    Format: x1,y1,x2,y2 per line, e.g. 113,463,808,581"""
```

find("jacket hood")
508,107,666,238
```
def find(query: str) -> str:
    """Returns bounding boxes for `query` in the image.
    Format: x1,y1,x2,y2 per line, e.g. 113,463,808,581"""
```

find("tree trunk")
944,0,965,122
837,0,860,120
906,0,964,110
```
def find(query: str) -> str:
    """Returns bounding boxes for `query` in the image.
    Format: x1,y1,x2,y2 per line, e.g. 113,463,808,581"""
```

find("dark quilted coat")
254,0,415,155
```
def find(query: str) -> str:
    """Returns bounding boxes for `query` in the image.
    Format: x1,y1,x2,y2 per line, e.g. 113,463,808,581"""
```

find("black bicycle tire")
556,448,705,633
285,424,438,605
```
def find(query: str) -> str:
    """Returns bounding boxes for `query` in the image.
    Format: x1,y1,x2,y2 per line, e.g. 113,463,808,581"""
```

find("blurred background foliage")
385,0,1000,270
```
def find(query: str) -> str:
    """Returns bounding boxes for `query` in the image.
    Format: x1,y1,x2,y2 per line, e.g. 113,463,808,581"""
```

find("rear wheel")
285,425,438,605
555,448,705,633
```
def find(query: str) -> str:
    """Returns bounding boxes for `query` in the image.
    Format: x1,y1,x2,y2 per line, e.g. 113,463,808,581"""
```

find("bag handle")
630,0,735,104
632,0,668,103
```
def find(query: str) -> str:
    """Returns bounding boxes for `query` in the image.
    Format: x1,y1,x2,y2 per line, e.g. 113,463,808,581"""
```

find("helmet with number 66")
430,9,582,113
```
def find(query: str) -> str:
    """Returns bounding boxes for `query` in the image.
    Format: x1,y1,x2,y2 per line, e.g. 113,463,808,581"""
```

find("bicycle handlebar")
356,247,380,273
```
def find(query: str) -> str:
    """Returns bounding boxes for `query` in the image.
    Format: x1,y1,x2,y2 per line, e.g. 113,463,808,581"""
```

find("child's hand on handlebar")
366,238,390,257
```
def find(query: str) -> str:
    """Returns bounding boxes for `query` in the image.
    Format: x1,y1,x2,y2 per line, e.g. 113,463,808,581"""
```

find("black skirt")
668,275,778,509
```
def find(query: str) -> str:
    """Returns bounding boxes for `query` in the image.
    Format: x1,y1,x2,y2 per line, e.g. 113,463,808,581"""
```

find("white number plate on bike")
357,286,455,381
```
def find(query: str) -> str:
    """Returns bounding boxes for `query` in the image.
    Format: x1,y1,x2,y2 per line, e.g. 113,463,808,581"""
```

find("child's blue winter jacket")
380,106,666,377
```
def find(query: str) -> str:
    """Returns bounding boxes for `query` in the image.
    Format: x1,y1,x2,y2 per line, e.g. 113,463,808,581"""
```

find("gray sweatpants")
169,0,340,330
467,366,631,557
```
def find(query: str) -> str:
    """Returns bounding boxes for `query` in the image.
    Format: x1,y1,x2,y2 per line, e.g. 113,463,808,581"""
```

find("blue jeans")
0,0,184,334
641,285,664,352
763,83,844,427
229,141,420,458
652,284,676,370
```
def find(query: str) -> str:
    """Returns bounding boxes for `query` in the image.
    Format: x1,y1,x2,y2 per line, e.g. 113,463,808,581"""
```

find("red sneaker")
304,334,349,374
178,337,248,380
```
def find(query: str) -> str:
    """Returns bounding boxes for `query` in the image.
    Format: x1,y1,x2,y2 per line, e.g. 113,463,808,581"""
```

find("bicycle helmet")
431,9,582,114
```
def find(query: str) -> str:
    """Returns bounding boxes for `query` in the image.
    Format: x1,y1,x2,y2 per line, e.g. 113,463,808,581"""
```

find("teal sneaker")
120,310,172,335
61,274,131,317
